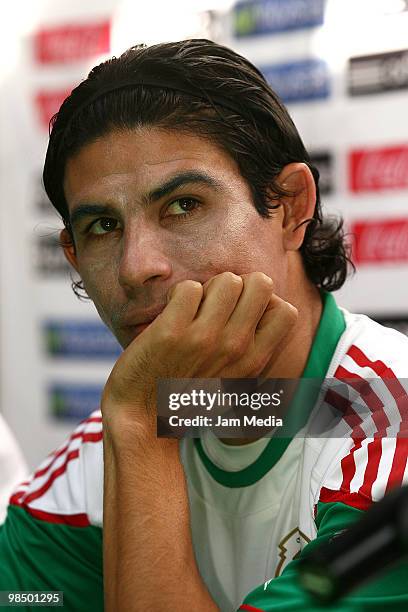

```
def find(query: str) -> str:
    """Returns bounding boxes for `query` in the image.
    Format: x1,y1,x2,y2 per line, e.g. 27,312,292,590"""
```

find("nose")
118,223,172,291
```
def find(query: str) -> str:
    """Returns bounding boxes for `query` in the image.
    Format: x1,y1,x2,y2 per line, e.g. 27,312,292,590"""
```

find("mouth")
121,307,166,336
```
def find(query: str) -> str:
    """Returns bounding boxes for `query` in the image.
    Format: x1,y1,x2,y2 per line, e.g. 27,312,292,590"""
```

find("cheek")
77,259,120,320
170,223,238,277
169,209,282,278
215,213,287,292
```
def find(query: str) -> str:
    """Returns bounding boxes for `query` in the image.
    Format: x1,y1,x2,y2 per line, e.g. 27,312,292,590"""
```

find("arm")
103,414,218,611
100,272,297,611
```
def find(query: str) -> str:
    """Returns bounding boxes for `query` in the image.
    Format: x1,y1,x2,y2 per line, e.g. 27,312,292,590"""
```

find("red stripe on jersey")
383,379,408,421
324,388,364,490
15,504,90,527
335,365,393,500
239,605,266,612
341,440,362,492
359,439,382,500
82,432,103,443
386,437,408,492
348,345,391,376
82,415,102,423
30,429,103,485
319,486,372,511
11,429,103,508
324,386,366,436
9,489,27,505
335,365,391,433
22,449,80,505
34,418,103,479
347,345,408,493
35,434,86,479
347,345,407,424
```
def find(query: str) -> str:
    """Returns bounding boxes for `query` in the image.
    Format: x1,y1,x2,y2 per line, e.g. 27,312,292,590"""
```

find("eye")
88,217,121,235
164,198,200,218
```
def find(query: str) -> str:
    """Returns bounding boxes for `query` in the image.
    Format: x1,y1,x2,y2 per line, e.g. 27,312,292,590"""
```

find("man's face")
63,127,289,348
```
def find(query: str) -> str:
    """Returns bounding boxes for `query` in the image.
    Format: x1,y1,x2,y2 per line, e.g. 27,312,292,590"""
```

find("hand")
102,272,298,429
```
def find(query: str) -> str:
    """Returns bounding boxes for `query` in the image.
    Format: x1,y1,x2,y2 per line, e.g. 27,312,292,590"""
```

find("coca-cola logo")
349,146,408,192
351,219,408,264
34,21,110,64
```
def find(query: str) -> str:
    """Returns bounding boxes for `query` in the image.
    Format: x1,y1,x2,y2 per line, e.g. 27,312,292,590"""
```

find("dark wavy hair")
43,38,353,298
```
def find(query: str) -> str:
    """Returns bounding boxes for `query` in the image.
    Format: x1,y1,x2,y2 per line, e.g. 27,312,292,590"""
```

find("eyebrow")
69,203,117,231
69,170,223,230
145,170,223,203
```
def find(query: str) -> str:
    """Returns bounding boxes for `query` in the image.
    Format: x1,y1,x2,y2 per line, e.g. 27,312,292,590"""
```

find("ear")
60,228,80,273
277,162,316,251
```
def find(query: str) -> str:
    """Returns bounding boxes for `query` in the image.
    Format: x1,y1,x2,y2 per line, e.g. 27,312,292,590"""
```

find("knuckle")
216,271,243,286
184,279,203,293
254,271,274,289
173,279,203,300
158,326,180,345
243,271,274,293
249,358,267,377
189,327,217,352
279,301,298,324
249,272,273,289
263,299,298,335
222,335,249,360
204,272,243,300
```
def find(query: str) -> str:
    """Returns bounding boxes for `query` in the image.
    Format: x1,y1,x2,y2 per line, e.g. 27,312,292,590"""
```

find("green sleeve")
238,501,408,611
0,505,103,612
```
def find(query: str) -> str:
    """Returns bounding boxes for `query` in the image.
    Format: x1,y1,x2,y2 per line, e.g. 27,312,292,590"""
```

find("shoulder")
310,308,408,510
339,309,408,376
9,411,103,527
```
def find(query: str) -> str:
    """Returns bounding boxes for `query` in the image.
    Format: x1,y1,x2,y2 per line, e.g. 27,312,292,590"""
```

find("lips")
122,306,166,329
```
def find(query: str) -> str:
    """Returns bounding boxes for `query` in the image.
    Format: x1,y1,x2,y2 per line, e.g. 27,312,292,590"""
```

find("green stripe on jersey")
194,291,346,487
0,505,103,611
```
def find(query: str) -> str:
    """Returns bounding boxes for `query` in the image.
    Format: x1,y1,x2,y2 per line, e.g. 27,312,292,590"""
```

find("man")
1,39,408,611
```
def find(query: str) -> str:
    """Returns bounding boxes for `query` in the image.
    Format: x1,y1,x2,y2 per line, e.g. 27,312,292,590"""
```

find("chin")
119,325,149,349
108,326,129,350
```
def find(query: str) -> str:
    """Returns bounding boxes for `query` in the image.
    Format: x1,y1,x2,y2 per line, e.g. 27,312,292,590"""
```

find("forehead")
63,127,245,209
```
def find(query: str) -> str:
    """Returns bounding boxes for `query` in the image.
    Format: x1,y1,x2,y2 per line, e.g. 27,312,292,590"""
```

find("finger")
195,272,244,329
254,295,298,356
158,280,204,330
225,272,274,335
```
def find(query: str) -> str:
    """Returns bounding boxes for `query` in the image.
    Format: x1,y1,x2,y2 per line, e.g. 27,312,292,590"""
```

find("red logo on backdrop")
351,218,408,265
34,20,110,64
349,145,408,192
35,90,72,129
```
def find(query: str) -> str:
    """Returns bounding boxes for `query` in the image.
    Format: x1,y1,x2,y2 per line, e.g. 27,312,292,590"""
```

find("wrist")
102,401,180,458
101,383,154,434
